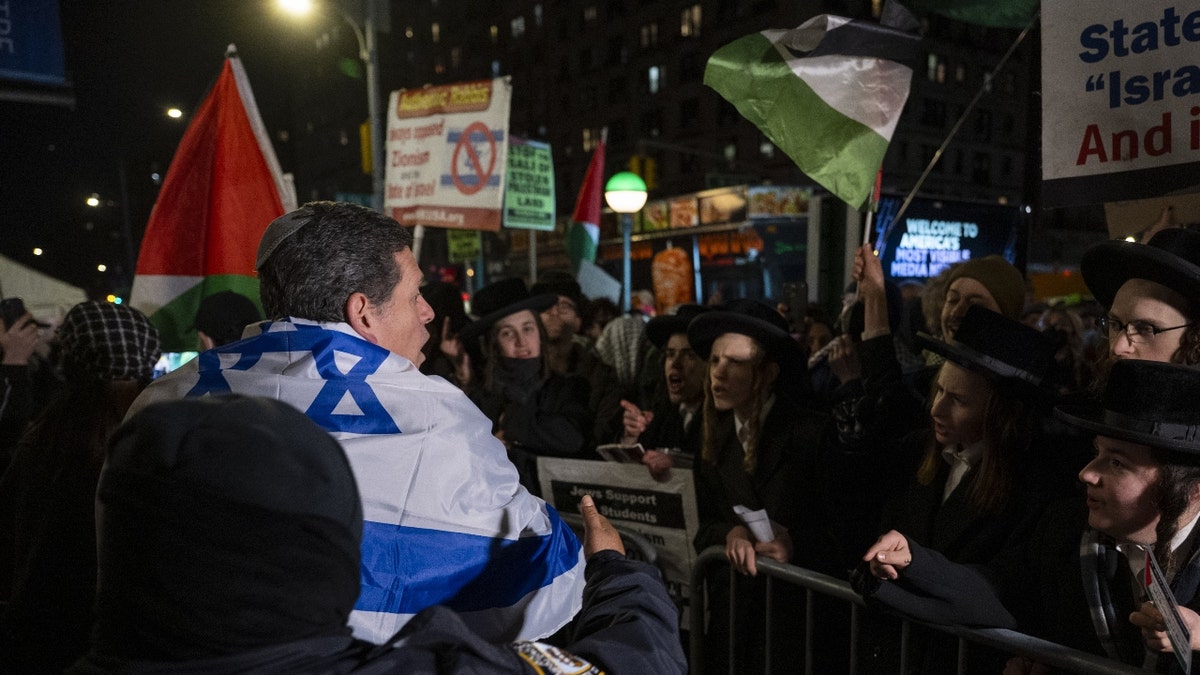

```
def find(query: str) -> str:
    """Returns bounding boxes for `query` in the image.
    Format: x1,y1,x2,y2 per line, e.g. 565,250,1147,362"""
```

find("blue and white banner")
0,0,67,86
128,319,585,643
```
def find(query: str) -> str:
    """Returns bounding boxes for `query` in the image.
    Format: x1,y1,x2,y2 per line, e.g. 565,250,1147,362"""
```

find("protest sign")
384,78,512,231
504,138,555,231
538,458,698,620
1042,2,1200,207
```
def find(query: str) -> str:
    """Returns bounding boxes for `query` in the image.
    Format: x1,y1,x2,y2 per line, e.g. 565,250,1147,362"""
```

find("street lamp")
604,171,648,314
278,0,385,212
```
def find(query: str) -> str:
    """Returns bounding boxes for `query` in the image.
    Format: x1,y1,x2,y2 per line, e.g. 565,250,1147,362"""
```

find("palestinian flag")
130,46,296,351
902,0,1038,29
565,141,605,274
705,14,920,210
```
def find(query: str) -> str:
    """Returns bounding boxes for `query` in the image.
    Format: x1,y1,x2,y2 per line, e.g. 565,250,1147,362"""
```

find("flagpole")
863,166,884,247
886,11,1039,235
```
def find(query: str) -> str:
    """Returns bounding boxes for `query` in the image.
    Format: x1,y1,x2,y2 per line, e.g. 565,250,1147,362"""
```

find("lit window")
955,64,966,82
405,26,414,38
534,4,543,27
583,5,597,22
511,16,525,38
926,53,938,82
640,22,658,47
490,25,498,43
759,140,774,158
871,0,883,17
492,60,501,77
432,23,440,43
648,66,660,93
680,4,701,37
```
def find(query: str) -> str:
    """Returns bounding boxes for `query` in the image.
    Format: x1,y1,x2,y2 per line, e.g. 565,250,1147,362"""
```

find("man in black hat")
861,359,1200,671
618,304,710,479
1081,228,1200,366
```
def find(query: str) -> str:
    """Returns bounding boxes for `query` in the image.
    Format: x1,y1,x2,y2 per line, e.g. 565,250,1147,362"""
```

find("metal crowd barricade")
688,546,1144,675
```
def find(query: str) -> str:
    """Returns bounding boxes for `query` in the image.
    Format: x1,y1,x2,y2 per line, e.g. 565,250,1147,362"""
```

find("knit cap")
945,256,1025,320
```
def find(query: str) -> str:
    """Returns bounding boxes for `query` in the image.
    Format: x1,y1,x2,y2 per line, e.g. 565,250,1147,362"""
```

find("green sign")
447,229,481,263
503,138,555,231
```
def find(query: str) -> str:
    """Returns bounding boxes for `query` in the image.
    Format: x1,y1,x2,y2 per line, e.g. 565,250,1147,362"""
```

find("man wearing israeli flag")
127,201,585,644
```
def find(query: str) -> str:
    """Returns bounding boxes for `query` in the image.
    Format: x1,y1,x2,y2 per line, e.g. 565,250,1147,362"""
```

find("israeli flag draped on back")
128,319,585,643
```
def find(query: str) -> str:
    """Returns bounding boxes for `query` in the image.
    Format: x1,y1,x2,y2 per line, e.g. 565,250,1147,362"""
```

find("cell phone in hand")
0,298,48,330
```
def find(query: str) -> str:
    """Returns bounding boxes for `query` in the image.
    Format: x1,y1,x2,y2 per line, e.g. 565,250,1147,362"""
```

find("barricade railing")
688,546,1145,675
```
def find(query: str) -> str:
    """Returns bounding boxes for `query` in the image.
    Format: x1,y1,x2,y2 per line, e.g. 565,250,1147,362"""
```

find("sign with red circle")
451,121,497,195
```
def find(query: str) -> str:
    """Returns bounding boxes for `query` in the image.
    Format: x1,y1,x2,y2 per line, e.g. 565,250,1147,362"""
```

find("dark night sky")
0,1,311,296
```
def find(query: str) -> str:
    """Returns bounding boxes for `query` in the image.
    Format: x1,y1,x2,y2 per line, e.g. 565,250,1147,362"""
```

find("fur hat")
945,256,1026,320
1080,228,1200,309
916,305,1056,389
458,278,556,344
646,304,712,349
1055,359,1200,454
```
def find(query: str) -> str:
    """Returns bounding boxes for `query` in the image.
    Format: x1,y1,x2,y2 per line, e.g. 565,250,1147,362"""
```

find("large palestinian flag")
704,14,920,210
130,47,296,351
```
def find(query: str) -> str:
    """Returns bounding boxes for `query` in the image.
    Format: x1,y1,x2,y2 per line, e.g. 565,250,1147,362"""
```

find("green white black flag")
705,14,920,210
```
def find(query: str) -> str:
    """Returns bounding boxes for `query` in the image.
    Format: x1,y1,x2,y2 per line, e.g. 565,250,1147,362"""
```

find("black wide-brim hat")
915,305,1056,389
1055,359,1200,454
458,277,556,344
646,304,712,349
1080,228,1200,309
688,299,802,367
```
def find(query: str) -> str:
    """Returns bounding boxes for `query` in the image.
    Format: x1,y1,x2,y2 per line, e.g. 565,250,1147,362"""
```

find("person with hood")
0,301,160,672
71,395,686,674
458,277,593,496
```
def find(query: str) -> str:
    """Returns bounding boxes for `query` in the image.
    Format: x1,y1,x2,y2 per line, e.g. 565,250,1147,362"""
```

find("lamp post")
279,0,385,212
604,172,648,314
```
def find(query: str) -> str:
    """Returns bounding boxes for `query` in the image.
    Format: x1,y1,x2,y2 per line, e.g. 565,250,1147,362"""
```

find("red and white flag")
130,46,295,351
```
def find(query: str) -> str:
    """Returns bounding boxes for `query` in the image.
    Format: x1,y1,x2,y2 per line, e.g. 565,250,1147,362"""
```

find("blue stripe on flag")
356,506,581,614
440,174,502,188
186,323,402,435
445,130,506,143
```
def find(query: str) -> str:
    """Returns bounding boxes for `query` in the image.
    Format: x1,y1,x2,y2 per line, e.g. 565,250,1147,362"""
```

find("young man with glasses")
1081,228,1200,366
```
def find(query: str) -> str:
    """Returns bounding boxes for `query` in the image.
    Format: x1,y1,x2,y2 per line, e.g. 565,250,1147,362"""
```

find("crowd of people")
1,199,1199,673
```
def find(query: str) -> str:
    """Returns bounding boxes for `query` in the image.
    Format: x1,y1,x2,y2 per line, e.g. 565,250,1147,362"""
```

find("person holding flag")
127,201,586,645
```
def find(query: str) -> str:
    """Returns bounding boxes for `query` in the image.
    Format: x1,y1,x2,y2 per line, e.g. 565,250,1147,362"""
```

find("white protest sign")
384,77,512,231
1042,2,1200,207
537,457,698,622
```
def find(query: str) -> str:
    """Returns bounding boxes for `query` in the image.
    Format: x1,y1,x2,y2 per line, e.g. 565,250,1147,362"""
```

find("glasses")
1099,316,1193,344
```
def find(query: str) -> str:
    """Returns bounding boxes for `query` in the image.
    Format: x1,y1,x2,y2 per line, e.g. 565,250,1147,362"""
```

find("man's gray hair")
257,201,414,321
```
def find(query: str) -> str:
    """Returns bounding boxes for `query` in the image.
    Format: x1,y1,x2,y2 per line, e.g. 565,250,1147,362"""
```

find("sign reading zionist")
384,77,512,231
1042,1,1200,206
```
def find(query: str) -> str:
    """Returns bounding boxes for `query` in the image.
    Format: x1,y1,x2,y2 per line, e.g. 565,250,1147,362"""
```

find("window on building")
512,16,525,38
432,23,440,43
641,109,662,137
759,139,775,159
920,98,946,128
955,63,966,83
679,98,699,129
971,152,991,185
492,60,501,77
534,4,543,27
583,5,597,22
451,47,462,68
583,127,602,152
926,53,941,82
608,75,627,103
640,21,658,48
648,65,661,94
680,4,702,37
871,0,883,17
607,36,625,66
405,26,414,38
435,58,444,74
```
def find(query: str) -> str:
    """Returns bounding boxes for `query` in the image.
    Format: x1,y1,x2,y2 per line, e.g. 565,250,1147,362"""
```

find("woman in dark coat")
458,278,592,496
686,299,842,673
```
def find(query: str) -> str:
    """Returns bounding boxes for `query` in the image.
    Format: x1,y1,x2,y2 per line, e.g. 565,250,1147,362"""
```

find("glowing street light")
32,247,43,256
97,264,107,272
86,193,100,207
166,107,183,119
604,171,648,313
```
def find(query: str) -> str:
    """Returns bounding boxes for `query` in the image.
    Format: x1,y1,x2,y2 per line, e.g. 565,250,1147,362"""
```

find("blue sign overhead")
0,0,67,86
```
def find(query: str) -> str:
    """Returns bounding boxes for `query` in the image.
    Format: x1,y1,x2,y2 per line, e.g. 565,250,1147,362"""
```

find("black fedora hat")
646,304,712,349
1055,359,1200,454
915,305,1056,389
458,278,556,343
688,299,801,365
1080,228,1200,309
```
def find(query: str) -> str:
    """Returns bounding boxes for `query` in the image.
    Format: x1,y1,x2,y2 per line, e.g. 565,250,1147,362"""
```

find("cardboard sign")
503,138,556,231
